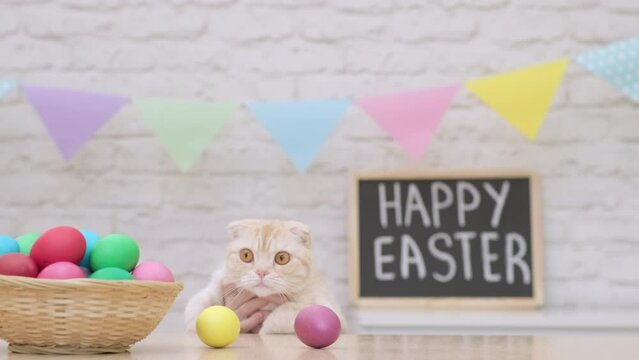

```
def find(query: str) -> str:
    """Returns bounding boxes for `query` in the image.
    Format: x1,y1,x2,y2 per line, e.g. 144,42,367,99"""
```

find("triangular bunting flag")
0,79,17,98
134,99,238,172
247,99,351,172
466,58,569,140
357,85,461,159
23,84,129,159
576,37,639,101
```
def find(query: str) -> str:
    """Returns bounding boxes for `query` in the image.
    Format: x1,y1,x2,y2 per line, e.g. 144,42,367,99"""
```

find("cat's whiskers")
226,277,258,299
264,277,300,298
235,287,248,301
270,276,302,293
277,292,287,304
222,283,243,298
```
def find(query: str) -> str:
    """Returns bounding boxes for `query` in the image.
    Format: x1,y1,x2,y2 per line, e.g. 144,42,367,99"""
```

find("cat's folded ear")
226,219,260,240
287,220,312,247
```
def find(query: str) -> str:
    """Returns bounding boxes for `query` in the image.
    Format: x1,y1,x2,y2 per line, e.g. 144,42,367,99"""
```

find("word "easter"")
372,181,531,285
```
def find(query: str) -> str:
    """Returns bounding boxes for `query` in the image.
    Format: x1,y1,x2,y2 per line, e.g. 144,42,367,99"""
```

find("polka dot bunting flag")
576,37,639,101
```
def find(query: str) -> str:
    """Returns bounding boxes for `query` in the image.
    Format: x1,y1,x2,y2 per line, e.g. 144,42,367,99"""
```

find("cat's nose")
255,269,269,278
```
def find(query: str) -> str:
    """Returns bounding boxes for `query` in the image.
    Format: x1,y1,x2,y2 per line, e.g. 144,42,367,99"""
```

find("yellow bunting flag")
465,58,569,140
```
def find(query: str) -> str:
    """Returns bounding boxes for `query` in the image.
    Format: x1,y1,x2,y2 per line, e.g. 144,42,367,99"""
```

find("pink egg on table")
132,261,175,282
37,262,85,280
294,305,341,349
0,253,39,277
30,226,86,270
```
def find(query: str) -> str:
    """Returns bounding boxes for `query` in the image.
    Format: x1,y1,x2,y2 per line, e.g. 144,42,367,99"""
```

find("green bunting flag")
134,99,238,172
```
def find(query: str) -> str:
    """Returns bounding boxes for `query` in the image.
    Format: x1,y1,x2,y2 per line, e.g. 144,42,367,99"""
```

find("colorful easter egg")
90,234,139,272
0,235,19,256
16,233,39,255
0,253,39,277
79,230,100,268
294,305,341,349
132,261,175,282
90,267,133,280
30,226,86,269
196,306,240,348
37,262,85,280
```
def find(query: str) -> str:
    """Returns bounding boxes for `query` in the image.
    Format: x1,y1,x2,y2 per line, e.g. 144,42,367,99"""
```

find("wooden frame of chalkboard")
349,169,543,309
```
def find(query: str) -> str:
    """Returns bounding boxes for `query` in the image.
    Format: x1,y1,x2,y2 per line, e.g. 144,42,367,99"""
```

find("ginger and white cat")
184,219,343,334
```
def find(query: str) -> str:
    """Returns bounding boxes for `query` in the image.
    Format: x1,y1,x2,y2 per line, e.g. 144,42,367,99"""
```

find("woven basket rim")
0,275,184,290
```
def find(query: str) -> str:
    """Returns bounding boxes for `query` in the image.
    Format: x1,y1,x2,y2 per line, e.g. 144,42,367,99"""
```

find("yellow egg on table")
196,306,240,348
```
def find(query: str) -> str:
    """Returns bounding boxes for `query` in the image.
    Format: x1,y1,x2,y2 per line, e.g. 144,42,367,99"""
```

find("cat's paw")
258,323,273,335
258,315,277,335
183,309,198,333
184,293,211,332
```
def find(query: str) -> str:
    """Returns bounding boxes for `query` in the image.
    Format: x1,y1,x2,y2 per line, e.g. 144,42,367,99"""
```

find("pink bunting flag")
357,85,461,159
23,84,129,159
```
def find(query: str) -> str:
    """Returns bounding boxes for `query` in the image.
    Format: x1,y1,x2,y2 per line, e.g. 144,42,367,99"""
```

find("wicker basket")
0,275,183,355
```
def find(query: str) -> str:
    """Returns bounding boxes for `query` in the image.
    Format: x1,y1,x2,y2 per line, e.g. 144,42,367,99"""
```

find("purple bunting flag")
23,84,129,159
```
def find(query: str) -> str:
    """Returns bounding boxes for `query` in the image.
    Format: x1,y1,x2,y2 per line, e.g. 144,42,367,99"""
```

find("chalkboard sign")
349,170,543,308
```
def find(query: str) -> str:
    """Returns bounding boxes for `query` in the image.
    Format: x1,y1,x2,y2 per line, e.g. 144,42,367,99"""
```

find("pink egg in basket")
38,262,85,280
132,261,175,282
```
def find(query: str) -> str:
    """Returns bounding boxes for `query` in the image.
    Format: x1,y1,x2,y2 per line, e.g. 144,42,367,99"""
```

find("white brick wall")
1,0,638,317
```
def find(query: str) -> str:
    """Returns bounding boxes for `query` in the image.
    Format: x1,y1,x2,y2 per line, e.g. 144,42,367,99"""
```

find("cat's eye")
274,251,290,265
240,248,254,263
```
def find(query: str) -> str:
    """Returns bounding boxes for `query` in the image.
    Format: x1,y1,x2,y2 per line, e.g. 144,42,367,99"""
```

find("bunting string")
1,36,637,173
